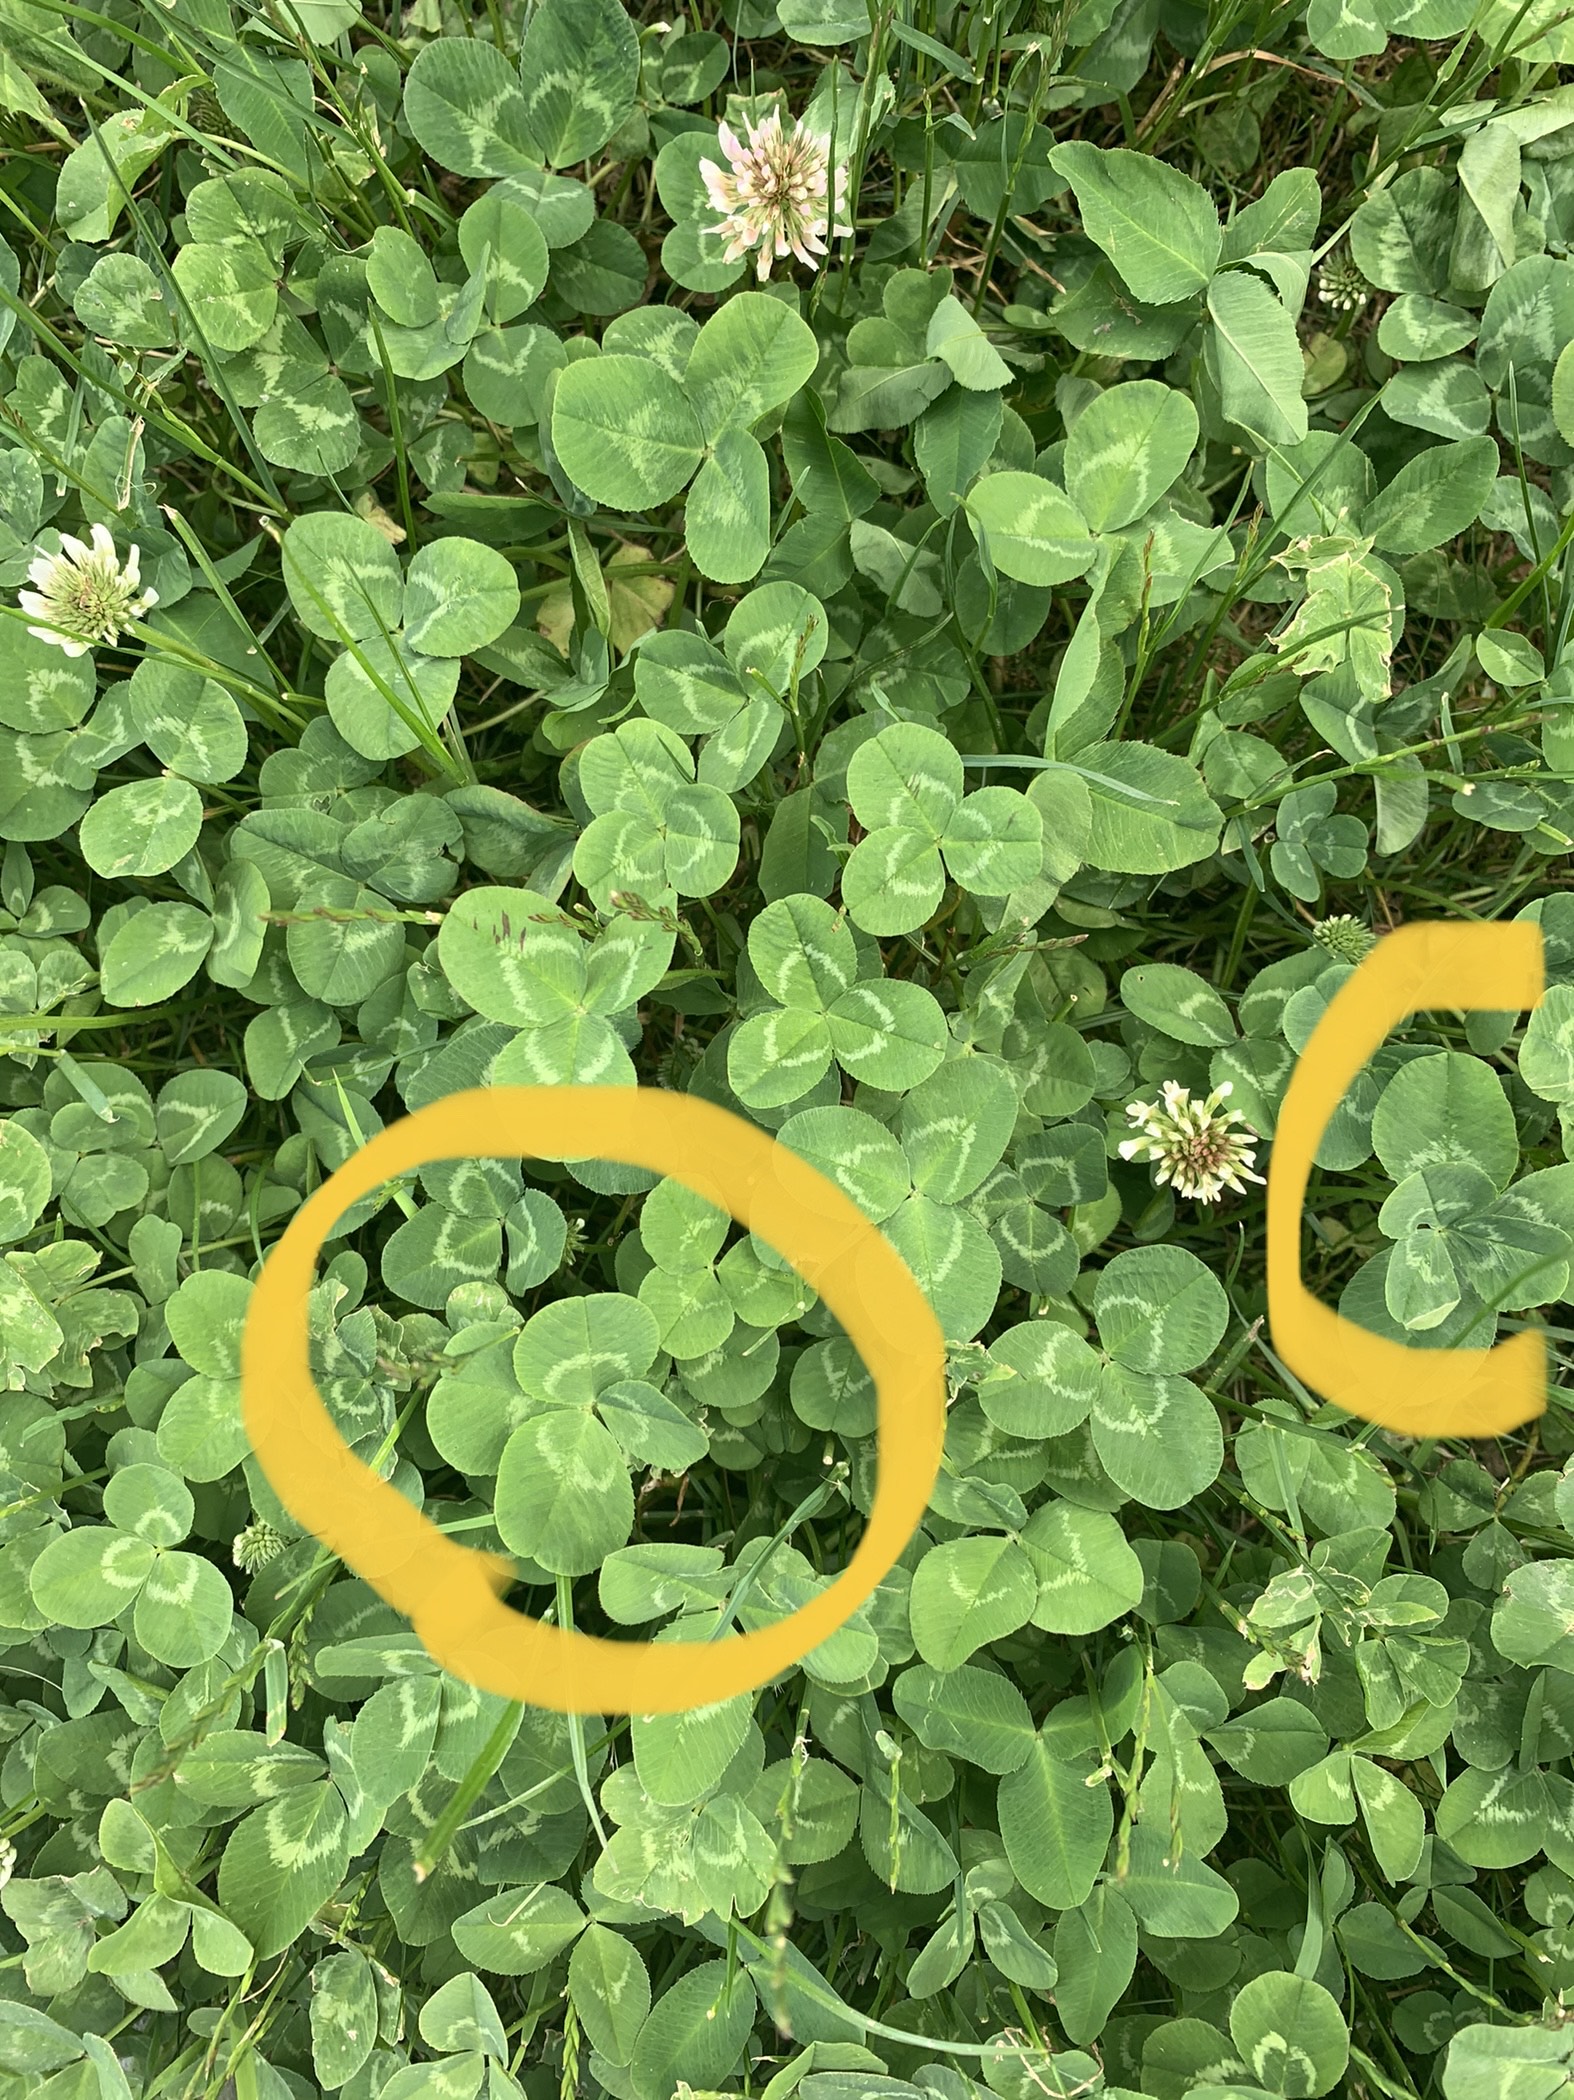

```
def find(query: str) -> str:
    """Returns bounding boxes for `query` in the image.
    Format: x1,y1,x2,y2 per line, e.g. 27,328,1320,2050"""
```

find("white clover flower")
19,523,157,658
1119,1079,1265,1205
1315,250,1368,316
699,109,847,283
0,1836,14,1893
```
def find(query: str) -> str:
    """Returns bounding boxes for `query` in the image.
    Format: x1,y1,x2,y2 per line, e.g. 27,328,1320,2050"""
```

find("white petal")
28,622,82,655
57,533,89,565
89,522,117,561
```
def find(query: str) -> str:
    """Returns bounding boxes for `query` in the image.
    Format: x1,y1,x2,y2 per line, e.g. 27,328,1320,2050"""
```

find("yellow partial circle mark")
242,1085,946,1714
1267,920,1547,1440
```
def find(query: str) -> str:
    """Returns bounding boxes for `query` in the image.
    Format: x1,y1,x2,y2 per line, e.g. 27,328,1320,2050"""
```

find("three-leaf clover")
436,885,675,1086
572,718,741,910
726,893,948,1110
550,292,820,584
842,722,1044,935
774,1070,1015,1341
30,1462,234,1665
494,1293,688,1575
1378,1162,1571,1332
979,1245,1228,1511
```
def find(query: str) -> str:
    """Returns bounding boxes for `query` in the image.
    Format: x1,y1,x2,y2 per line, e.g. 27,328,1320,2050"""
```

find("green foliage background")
3,0,1574,2095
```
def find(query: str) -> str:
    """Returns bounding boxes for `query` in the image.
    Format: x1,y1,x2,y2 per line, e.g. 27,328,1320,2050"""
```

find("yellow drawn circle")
1266,919,1546,1441
241,1086,947,1715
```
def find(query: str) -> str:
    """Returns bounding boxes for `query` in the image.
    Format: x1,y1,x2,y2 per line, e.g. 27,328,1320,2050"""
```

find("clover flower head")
1315,249,1368,316
19,523,157,658
1311,913,1376,964
699,108,846,283
232,1517,288,1574
1119,1078,1265,1205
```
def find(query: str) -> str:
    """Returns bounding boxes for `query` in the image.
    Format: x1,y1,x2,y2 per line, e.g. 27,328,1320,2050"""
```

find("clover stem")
556,1574,611,1847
